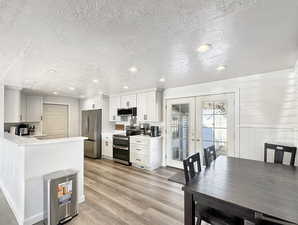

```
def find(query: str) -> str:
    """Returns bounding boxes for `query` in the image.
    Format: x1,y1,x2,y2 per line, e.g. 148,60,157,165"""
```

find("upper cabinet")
26,96,43,122
120,94,137,108
4,88,22,123
4,88,43,123
80,95,103,111
108,89,162,123
109,96,121,121
137,91,162,122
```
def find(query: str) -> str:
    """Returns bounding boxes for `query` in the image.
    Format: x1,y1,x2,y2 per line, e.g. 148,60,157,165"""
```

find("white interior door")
43,104,69,138
166,98,195,168
196,94,235,160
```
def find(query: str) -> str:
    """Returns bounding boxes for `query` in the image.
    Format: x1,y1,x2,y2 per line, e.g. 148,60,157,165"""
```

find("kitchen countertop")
4,132,87,147
131,134,162,139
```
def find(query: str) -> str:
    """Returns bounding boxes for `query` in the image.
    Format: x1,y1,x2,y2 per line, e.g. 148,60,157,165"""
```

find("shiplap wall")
164,68,298,163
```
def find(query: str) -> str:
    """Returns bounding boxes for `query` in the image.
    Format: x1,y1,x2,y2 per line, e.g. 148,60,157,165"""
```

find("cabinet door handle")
113,115,116,120
144,114,147,120
41,116,43,121
136,159,141,161
20,115,22,121
136,149,142,151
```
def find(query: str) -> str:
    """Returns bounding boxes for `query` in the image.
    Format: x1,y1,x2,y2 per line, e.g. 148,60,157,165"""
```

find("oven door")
113,146,130,165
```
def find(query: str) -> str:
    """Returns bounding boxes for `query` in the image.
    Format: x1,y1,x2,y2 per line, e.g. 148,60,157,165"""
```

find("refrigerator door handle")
87,116,89,133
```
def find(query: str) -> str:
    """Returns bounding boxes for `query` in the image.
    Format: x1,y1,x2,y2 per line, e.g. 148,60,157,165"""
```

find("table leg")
184,190,195,225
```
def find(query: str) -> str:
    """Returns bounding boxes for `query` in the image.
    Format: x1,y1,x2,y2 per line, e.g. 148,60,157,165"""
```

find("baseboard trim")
0,180,24,225
24,212,43,225
24,195,85,225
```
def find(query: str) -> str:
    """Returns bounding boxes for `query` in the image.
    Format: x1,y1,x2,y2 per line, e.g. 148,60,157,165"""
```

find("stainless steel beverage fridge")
81,109,102,159
44,170,78,225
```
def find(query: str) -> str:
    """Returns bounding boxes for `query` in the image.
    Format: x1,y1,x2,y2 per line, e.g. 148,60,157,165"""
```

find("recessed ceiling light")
197,44,212,53
216,65,227,71
93,79,99,83
129,66,138,73
123,85,128,89
69,87,75,91
159,78,166,82
53,92,58,95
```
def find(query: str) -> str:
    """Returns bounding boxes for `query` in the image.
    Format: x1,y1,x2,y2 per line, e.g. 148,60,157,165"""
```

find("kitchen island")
0,133,86,225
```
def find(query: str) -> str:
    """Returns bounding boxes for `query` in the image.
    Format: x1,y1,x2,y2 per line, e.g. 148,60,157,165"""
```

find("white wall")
43,96,80,137
0,83,4,137
164,69,298,163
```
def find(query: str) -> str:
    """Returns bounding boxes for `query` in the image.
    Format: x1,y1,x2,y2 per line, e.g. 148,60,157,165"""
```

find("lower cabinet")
130,135,162,171
102,134,113,159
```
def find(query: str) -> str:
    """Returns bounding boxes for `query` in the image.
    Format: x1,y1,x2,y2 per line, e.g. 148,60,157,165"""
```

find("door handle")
191,138,200,142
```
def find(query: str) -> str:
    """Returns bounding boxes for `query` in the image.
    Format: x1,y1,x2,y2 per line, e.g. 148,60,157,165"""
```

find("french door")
196,94,235,160
166,94,235,168
166,98,196,168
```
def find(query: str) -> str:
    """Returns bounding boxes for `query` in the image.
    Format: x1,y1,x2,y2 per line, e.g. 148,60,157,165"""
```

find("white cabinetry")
102,134,113,159
121,94,137,108
137,91,162,122
20,94,27,122
108,89,162,122
4,88,43,123
130,135,162,171
26,96,43,122
109,96,121,121
4,88,22,123
80,95,103,111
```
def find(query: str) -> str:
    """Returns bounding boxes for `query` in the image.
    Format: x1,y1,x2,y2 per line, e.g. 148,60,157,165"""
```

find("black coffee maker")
150,126,160,137
16,124,29,136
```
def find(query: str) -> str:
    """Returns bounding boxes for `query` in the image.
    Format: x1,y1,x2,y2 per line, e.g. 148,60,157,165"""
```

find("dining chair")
204,145,216,167
264,143,297,166
183,152,244,225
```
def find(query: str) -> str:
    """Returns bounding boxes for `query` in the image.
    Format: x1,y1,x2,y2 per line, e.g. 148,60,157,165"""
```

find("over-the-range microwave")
117,107,137,116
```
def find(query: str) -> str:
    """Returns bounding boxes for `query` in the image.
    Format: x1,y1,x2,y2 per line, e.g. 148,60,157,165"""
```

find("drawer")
133,152,148,166
131,144,148,155
102,135,112,141
130,136,150,146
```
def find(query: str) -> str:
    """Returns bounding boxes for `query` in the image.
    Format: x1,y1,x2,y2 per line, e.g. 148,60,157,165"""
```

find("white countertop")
4,132,87,146
131,134,162,139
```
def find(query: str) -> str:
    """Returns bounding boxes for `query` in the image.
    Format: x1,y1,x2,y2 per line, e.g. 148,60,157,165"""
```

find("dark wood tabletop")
183,156,298,224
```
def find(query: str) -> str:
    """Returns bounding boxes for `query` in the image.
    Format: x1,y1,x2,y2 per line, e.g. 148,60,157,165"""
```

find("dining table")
180,156,298,225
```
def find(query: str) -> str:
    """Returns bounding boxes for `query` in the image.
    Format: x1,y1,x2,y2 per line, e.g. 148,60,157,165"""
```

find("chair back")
204,145,216,167
264,143,297,166
183,152,201,183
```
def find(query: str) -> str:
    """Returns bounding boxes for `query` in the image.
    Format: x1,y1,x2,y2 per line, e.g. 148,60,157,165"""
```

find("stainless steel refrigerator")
81,110,102,158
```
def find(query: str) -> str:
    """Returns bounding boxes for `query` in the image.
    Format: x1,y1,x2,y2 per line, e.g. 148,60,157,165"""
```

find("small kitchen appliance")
117,107,137,117
16,124,29,136
150,126,160,137
139,123,150,135
9,126,17,135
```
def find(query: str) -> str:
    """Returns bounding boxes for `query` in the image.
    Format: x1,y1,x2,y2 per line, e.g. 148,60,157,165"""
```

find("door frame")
42,102,70,137
164,89,240,168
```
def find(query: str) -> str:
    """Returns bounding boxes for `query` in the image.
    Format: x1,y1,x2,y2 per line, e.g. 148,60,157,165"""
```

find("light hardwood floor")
35,158,185,225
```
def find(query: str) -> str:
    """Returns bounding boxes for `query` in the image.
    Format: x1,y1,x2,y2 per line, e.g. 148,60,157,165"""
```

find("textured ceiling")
0,0,297,98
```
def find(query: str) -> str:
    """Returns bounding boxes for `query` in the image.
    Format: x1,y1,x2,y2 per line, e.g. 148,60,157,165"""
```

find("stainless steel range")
113,129,141,165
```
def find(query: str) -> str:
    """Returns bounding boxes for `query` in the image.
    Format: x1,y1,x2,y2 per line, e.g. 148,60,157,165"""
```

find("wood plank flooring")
36,158,185,225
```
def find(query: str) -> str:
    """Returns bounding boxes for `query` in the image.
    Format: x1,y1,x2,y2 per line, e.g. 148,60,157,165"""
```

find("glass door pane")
196,94,235,161
166,98,195,168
